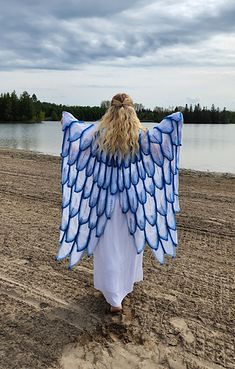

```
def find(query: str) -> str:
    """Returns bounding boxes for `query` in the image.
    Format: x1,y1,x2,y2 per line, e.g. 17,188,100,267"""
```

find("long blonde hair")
94,93,146,157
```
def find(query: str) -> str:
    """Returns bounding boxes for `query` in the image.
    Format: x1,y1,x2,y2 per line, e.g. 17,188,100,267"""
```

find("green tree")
0,90,235,124
100,100,110,109
51,110,58,121
19,91,34,121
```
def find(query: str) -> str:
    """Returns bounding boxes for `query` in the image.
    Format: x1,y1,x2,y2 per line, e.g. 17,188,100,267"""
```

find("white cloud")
0,0,234,108
0,0,235,70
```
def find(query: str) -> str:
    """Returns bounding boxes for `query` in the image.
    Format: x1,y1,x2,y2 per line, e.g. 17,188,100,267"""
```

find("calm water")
0,121,234,173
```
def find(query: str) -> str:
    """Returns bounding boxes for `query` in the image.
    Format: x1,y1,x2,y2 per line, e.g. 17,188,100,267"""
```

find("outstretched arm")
146,111,183,213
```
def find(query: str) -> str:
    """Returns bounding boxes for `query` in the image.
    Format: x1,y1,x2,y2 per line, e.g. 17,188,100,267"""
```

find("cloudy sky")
1,0,235,109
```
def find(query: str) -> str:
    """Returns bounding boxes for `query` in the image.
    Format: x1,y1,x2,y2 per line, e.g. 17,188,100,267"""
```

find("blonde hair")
94,93,146,157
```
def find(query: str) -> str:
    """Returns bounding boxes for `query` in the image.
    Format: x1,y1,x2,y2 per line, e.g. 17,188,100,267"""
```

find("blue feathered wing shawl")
56,110,183,268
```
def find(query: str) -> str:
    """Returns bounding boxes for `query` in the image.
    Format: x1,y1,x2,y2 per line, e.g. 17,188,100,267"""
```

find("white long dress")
57,111,183,307
93,192,144,307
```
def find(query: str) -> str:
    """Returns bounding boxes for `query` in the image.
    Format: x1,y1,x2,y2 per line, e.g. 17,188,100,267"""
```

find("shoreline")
0,146,234,178
0,146,234,369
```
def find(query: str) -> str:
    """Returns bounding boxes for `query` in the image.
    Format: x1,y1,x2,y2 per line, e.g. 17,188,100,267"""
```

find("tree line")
0,91,45,123
0,91,234,124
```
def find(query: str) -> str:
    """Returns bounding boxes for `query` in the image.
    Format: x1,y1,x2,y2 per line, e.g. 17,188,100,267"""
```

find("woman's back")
56,92,183,311
57,94,183,268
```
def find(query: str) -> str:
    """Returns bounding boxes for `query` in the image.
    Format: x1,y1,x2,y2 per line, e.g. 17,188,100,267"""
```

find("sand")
0,147,234,369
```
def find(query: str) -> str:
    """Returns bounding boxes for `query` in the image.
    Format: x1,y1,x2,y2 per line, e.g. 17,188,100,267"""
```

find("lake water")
0,121,234,173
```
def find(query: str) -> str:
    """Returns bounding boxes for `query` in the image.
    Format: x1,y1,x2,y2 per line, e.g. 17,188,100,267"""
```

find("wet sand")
0,147,234,369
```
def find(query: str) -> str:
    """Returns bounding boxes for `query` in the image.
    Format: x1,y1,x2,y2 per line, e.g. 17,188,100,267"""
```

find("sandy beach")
0,147,234,369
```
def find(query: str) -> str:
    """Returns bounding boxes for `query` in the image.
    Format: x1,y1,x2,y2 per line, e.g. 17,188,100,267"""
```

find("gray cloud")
0,0,149,19
0,0,234,70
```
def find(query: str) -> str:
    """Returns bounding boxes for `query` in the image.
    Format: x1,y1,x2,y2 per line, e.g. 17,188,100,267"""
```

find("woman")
56,93,183,314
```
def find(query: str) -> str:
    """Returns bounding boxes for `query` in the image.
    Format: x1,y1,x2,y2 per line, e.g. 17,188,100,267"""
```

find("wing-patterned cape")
56,110,183,268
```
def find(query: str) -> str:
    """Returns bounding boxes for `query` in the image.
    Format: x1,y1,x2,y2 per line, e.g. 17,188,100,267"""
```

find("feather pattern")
56,110,183,268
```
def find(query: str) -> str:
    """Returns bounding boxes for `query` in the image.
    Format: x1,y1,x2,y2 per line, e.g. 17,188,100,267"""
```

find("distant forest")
0,90,234,124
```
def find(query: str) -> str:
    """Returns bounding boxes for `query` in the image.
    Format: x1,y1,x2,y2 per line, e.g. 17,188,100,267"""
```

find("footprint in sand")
169,317,195,345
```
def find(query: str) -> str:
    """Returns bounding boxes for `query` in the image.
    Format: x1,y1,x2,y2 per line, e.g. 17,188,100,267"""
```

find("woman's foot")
105,304,123,314
110,305,122,313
